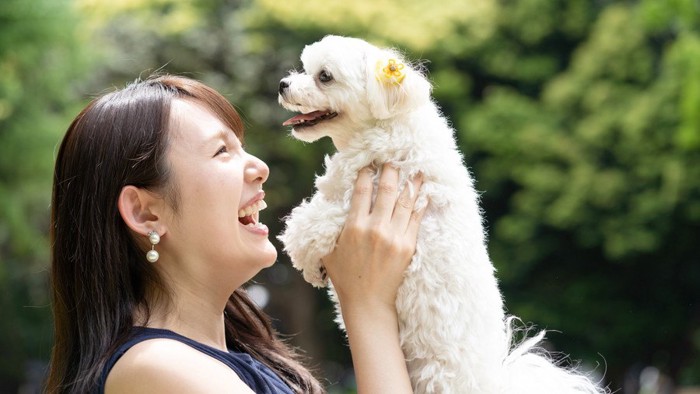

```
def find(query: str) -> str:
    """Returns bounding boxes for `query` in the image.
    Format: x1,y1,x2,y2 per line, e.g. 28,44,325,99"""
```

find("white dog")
278,35,607,394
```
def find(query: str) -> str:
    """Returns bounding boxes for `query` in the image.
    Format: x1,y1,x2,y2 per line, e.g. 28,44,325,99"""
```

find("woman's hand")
322,163,424,312
321,163,425,394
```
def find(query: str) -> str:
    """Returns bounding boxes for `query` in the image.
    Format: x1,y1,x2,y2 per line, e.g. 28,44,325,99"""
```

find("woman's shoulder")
104,337,254,394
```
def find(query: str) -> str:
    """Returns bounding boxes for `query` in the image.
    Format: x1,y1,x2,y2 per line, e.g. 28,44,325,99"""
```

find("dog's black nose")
279,80,290,95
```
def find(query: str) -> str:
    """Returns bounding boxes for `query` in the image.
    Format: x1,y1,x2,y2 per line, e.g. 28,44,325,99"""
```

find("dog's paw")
302,265,329,287
280,193,346,288
320,266,328,282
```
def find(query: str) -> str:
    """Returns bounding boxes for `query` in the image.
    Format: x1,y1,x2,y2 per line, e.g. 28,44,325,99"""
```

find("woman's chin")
260,243,278,268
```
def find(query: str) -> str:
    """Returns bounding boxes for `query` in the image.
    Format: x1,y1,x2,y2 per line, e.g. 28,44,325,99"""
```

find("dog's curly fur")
278,35,608,394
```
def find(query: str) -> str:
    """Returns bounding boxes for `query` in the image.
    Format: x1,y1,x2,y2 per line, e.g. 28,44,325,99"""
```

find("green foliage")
245,0,498,51
458,1,700,386
0,0,92,389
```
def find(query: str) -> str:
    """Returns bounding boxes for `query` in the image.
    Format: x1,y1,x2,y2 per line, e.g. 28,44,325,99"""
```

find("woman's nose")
246,154,269,184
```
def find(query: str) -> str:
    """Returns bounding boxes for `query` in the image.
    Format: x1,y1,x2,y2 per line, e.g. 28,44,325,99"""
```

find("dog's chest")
315,148,420,204
315,154,368,202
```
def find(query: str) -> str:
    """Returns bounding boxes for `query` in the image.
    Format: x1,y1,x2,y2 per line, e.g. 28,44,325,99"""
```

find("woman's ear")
118,185,166,236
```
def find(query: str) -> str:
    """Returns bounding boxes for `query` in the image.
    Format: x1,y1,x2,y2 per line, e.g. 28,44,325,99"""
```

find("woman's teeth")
238,200,267,220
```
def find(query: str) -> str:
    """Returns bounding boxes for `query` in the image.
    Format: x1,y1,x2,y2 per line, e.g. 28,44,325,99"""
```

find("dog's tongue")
283,111,326,126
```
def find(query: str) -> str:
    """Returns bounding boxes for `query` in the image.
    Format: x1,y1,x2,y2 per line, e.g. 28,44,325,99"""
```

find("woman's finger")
371,164,400,220
348,166,375,220
406,201,428,240
391,173,423,231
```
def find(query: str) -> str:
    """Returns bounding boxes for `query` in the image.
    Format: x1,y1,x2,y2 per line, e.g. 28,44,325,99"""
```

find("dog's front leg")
279,191,347,287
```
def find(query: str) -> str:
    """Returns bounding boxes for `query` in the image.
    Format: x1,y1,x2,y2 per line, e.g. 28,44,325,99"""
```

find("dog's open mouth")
282,110,338,129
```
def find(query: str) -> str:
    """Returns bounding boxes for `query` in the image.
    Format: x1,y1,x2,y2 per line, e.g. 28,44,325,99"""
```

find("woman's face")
159,99,276,288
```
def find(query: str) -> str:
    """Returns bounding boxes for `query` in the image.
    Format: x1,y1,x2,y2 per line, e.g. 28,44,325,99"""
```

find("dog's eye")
319,70,334,83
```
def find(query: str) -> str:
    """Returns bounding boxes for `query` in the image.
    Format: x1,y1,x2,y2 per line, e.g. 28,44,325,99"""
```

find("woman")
47,75,424,393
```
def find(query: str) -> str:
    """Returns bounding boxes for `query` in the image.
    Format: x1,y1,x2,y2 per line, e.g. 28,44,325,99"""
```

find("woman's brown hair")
47,75,324,393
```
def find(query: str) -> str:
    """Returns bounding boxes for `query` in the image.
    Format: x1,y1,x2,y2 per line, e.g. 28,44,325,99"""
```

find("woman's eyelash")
215,145,227,156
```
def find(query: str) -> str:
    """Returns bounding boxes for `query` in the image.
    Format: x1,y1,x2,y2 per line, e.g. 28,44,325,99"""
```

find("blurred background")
1,0,699,393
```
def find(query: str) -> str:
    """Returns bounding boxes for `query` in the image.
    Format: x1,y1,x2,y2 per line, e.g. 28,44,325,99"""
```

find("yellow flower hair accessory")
377,58,406,85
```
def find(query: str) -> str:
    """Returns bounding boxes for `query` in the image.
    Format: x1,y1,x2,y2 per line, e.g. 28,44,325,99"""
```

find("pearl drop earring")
146,231,160,263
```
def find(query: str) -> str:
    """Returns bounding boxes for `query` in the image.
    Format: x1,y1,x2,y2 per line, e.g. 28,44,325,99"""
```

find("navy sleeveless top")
96,327,294,394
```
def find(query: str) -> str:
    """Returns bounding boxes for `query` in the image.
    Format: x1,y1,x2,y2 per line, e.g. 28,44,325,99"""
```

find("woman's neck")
137,280,231,351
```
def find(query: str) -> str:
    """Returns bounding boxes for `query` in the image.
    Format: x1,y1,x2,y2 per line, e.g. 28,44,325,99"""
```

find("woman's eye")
319,70,333,83
214,145,227,157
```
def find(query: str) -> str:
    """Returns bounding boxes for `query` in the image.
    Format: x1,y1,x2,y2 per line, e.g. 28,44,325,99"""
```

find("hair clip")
376,58,406,85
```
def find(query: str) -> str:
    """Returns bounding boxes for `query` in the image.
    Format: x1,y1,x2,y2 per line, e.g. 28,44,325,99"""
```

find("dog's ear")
365,48,432,120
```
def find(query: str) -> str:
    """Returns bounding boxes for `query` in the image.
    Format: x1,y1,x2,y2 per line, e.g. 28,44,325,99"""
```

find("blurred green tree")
458,2,700,387
0,0,92,391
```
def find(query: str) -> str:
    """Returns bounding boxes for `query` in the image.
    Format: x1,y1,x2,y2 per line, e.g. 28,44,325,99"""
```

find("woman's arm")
322,164,424,394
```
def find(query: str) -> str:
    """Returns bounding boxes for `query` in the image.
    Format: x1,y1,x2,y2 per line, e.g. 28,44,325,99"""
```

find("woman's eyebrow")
207,129,237,146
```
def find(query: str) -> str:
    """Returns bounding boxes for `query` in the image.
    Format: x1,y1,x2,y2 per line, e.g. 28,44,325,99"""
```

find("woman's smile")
238,191,269,235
